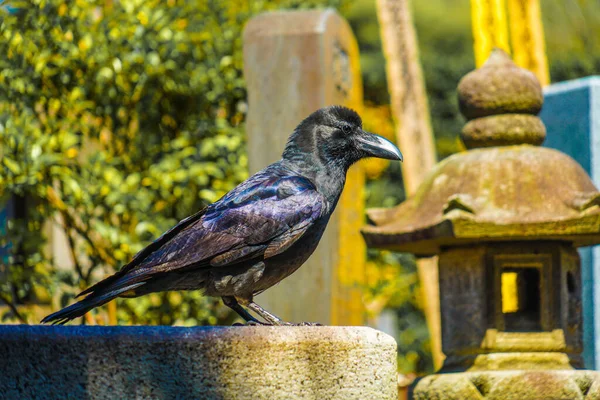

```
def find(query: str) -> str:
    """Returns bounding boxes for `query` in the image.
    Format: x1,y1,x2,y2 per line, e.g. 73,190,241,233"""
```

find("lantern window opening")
501,265,542,332
492,251,553,333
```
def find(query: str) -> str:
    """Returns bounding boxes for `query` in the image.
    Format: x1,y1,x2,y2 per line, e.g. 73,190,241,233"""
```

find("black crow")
42,106,402,326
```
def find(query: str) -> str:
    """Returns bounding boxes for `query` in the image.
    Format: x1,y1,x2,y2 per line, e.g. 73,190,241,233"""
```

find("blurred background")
1,0,599,377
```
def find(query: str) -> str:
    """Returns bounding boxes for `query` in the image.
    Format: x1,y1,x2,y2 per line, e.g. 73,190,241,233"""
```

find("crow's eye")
341,124,352,134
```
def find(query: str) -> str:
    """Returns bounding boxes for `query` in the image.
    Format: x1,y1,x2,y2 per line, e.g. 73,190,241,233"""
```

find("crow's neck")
280,155,347,205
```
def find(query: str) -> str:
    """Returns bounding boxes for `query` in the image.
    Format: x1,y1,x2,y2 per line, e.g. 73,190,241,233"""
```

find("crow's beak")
356,131,403,161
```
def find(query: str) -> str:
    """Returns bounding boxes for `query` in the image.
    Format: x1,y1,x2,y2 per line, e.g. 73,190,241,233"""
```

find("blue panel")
541,76,600,369
541,85,591,173
580,247,595,368
0,2,19,14
0,199,13,262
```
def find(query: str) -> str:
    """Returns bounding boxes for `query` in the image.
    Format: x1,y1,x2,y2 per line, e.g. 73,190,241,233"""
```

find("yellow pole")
471,0,511,67
507,0,550,86
107,301,118,325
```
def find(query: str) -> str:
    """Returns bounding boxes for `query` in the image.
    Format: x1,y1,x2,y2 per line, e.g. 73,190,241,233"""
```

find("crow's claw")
246,320,269,326
232,320,270,326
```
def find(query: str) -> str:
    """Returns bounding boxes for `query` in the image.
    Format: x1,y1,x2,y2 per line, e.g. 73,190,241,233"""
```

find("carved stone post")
243,9,366,325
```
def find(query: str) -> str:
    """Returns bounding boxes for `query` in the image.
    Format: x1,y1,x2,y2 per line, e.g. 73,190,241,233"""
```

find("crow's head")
283,106,402,171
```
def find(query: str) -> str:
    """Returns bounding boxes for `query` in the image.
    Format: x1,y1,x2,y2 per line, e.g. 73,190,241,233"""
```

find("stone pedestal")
412,370,600,399
0,325,398,400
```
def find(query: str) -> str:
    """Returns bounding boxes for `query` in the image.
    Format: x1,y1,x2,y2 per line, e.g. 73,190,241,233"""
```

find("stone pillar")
0,325,398,399
243,9,365,325
540,76,600,369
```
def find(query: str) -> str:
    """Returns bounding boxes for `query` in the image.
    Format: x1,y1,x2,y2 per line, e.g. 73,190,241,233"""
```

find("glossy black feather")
74,166,325,302
135,168,325,273
76,207,207,298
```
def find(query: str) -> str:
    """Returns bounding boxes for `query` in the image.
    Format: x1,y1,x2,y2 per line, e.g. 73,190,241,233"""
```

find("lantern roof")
362,50,600,256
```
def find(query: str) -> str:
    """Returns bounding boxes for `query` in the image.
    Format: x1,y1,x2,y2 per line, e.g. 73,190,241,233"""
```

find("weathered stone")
458,49,543,121
462,114,546,148
0,325,398,400
412,370,600,400
363,145,600,255
456,49,546,149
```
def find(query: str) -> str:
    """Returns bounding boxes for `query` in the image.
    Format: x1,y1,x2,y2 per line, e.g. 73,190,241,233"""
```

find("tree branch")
46,185,116,268
0,292,27,324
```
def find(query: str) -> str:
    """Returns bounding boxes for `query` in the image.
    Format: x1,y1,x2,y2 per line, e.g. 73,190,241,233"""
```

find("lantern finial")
457,48,546,148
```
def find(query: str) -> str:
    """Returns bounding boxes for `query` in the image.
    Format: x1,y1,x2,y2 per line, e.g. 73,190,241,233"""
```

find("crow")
42,106,402,326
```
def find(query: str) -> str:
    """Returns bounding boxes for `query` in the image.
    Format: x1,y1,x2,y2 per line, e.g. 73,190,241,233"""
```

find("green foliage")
344,0,388,105
364,248,433,374
542,1,600,83
0,0,345,325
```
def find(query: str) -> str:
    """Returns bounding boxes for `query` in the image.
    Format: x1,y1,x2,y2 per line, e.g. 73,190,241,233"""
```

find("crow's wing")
138,174,326,273
78,172,326,298
76,206,207,298
44,172,327,324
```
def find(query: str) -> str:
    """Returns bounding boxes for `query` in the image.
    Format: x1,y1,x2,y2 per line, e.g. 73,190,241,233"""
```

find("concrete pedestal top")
0,325,397,400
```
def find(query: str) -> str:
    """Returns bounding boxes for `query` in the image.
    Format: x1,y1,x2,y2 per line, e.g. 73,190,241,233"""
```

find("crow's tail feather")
41,282,145,325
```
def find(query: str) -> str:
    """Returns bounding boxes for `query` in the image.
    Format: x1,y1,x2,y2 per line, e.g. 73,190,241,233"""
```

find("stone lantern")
362,49,600,398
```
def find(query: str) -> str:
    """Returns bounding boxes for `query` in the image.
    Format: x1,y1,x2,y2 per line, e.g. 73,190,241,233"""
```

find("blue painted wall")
0,198,14,264
540,76,600,369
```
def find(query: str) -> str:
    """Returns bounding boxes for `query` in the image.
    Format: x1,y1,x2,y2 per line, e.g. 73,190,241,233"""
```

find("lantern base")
441,351,581,372
411,369,600,399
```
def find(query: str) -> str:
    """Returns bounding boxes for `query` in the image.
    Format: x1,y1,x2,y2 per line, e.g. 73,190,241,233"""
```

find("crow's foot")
232,297,321,326
232,320,322,326
232,320,269,326
223,296,264,325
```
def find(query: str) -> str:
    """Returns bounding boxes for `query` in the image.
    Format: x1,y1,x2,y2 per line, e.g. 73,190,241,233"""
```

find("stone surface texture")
363,50,600,256
462,114,546,148
458,49,545,149
458,49,543,121
434,243,584,371
412,370,600,400
363,144,600,255
0,325,398,400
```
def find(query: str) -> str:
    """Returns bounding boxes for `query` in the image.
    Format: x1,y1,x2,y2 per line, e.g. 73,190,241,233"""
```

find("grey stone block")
0,325,398,400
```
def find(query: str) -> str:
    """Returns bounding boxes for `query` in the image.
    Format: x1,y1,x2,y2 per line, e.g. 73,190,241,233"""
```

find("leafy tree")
0,0,346,325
